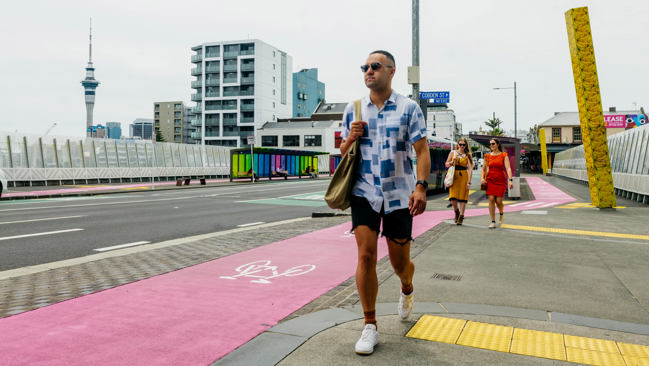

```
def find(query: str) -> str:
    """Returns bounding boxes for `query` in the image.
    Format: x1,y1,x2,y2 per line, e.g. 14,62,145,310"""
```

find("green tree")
527,124,539,144
484,117,504,136
155,129,165,142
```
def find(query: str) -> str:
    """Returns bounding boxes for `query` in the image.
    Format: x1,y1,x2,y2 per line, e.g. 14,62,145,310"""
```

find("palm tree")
484,117,504,136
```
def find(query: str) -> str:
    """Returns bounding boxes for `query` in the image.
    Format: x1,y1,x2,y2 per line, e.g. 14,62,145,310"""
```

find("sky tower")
81,18,100,137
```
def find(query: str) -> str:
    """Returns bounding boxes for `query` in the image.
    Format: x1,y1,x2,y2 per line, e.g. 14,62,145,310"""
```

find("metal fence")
0,133,231,186
553,124,649,203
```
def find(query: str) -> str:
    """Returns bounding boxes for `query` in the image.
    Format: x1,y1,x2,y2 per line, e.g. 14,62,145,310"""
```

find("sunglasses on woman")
458,143,466,146
360,62,394,72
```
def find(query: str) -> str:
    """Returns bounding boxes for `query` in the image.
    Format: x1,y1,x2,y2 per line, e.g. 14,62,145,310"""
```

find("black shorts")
350,195,413,245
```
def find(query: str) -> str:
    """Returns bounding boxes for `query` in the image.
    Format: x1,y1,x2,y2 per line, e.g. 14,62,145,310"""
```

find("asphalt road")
0,180,337,271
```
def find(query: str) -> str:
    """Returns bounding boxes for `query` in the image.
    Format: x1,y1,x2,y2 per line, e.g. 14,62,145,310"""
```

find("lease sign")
604,115,626,128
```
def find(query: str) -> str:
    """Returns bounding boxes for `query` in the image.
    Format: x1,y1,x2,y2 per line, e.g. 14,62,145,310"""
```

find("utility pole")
410,0,420,105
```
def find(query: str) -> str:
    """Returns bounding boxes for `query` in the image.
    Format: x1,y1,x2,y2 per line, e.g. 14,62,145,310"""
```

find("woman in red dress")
480,138,513,229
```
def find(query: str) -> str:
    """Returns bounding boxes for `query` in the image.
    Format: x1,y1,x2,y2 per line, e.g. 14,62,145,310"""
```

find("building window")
573,127,581,143
552,128,561,143
262,136,278,147
283,135,300,147
304,135,322,147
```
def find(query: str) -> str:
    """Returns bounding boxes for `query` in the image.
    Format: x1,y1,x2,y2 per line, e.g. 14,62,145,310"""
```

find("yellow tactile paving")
618,342,649,358
565,347,626,366
500,224,649,241
564,334,619,353
624,355,649,366
405,315,466,344
407,315,649,366
510,328,567,360
456,321,512,352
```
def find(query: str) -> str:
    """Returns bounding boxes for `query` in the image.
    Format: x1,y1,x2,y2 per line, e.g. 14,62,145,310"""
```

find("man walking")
340,50,430,355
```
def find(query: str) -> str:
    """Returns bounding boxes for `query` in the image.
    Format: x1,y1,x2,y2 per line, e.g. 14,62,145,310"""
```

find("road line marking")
520,211,547,215
237,222,265,227
0,228,84,241
500,224,649,241
0,217,311,281
0,215,85,225
94,241,151,252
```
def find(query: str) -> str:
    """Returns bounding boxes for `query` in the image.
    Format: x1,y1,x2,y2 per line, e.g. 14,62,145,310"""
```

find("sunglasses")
458,143,466,146
490,142,497,145
360,62,394,72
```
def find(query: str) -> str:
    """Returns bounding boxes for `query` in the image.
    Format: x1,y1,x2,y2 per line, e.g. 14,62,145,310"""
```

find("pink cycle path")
0,177,574,365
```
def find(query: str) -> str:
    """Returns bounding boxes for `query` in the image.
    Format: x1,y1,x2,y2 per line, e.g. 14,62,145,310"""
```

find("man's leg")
387,238,414,294
383,208,415,320
354,225,379,326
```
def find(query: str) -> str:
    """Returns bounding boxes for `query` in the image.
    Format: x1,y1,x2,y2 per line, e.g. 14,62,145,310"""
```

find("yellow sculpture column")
539,129,548,175
565,7,616,208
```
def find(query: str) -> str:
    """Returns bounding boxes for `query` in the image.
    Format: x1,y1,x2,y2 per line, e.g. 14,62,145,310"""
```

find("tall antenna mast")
89,17,92,63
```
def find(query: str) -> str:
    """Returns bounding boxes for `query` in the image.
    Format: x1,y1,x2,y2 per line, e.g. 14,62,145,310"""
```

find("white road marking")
0,183,326,213
520,210,548,215
237,222,265,227
0,228,84,241
94,241,151,252
0,215,85,225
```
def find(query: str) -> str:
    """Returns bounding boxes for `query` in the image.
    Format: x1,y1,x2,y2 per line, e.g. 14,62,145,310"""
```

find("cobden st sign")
420,91,450,104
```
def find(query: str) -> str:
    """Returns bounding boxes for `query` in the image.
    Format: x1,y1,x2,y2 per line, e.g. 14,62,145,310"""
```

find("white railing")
553,124,649,203
0,133,232,184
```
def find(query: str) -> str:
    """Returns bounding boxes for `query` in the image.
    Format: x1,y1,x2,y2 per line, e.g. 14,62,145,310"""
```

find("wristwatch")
416,180,428,189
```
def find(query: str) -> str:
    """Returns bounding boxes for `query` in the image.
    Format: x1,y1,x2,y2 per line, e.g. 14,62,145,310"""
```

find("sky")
1,0,647,138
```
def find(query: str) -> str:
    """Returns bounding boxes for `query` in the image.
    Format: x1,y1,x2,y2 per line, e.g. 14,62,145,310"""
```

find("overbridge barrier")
553,124,649,203
0,133,230,186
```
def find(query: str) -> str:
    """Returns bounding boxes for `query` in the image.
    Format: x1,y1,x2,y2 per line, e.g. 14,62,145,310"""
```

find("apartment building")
154,101,185,143
293,68,325,117
190,39,293,147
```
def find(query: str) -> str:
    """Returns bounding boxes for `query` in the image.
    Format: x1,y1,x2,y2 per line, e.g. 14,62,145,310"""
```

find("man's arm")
409,137,430,216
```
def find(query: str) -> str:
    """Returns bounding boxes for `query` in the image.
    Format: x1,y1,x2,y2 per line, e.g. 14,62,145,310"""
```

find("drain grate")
431,273,462,281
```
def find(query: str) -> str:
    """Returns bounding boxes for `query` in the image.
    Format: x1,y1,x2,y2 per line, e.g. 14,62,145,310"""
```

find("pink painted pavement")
0,177,575,365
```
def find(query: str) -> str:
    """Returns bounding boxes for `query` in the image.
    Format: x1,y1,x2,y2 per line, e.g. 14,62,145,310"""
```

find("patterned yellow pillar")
565,7,616,208
539,129,548,175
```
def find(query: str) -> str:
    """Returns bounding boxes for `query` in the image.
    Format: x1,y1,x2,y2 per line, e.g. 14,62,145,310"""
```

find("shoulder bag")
324,100,362,210
443,151,455,188
480,153,489,191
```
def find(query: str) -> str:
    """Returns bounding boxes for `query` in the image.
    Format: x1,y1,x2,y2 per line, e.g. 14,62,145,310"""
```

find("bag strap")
353,99,362,121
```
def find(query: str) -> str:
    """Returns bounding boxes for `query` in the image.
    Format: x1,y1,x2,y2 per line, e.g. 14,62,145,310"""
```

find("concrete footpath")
221,176,649,366
1,175,648,365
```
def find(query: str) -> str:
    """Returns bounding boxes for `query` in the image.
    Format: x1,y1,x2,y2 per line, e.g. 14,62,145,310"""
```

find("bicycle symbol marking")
220,260,316,284
341,230,355,238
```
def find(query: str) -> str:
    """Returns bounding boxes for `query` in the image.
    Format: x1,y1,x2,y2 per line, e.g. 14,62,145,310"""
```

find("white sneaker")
355,324,378,355
398,291,414,320
489,221,496,229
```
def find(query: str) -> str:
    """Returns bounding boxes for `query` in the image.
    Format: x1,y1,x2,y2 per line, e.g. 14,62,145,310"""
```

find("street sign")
247,135,255,145
420,91,450,104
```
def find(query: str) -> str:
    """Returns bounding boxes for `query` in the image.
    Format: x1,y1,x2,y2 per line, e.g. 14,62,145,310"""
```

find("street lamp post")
493,82,517,139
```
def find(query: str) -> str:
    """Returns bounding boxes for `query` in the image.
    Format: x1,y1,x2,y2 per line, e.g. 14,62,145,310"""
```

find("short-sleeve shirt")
340,90,427,214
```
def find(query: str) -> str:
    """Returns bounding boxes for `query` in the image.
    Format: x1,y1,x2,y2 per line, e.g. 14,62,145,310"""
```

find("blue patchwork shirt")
341,90,427,214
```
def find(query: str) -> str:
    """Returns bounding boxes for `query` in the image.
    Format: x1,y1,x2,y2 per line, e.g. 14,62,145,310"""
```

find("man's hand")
409,186,427,216
348,120,367,142
341,121,367,155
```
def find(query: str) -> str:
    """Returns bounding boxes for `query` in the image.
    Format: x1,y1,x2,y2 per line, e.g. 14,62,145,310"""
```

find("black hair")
489,138,503,152
370,50,395,68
